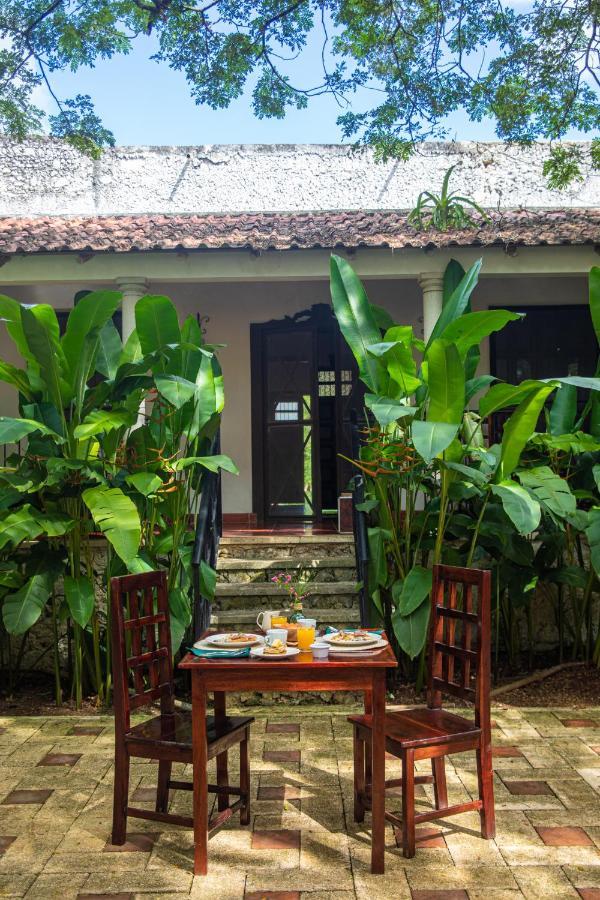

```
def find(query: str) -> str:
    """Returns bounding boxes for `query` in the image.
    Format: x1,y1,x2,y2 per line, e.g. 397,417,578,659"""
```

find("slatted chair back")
110,571,175,738
427,564,492,731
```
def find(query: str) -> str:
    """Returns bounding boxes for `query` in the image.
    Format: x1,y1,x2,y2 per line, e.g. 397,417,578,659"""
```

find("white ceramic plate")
250,645,301,660
206,632,263,648
327,637,389,653
324,631,381,648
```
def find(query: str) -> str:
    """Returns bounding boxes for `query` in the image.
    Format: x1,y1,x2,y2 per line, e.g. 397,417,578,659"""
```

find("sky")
49,34,503,147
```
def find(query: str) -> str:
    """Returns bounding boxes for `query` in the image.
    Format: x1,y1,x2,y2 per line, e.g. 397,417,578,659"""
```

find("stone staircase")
211,533,361,630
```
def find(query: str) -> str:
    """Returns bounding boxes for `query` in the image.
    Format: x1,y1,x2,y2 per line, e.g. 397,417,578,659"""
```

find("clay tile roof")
0,208,598,254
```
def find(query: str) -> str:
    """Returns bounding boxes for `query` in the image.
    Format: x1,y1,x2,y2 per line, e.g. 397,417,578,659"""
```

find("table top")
179,632,398,671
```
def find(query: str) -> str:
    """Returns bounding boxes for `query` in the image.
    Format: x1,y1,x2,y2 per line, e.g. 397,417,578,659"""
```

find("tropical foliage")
331,255,600,677
0,2,597,185
0,291,234,705
408,166,490,232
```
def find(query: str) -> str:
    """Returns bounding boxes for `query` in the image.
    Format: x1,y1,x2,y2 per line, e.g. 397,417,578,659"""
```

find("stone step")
217,555,357,584
213,580,359,613
210,607,361,628
219,534,355,560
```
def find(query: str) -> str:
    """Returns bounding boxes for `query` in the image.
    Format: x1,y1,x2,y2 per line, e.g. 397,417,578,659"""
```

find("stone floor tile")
245,893,300,899
78,895,132,900
410,891,468,899
512,865,579,897
104,833,160,852
82,871,193,895
24,873,89,899
68,726,105,737
0,875,35,897
561,720,600,729
406,864,519,891
493,747,525,759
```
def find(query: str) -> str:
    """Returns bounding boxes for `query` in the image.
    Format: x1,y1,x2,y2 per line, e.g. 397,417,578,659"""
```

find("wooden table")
179,638,397,875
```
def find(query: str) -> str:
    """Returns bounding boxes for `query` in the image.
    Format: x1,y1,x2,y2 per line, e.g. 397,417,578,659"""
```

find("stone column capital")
115,276,149,294
418,272,445,293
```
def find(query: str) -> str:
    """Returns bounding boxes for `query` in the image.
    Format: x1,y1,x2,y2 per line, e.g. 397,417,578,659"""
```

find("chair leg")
476,743,496,840
432,757,448,809
216,749,230,813
156,760,172,814
112,744,129,845
239,728,251,826
401,749,416,859
353,726,366,823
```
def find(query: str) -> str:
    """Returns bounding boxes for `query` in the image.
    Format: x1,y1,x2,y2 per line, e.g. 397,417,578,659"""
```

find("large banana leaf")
135,294,181,356
330,255,383,392
21,306,66,411
172,454,239,474
479,379,545,419
96,320,122,381
548,383,577,435
83,486,141,565
412,421,459,463
366,341,421,396
64,575,95,629
426,258,482,349
440,310,523,360
589,266,600,345
61,291,121,380
496,383,557,481
74,409,137,440
393,566,432,616
0,505,45,549
392,599,430,659
193,354,224,436
491,482,541,534
0,362,33,399
155,374,197,409
364,395,417,427
517,466,576,519
426,339,464,424
2,573,52,635
0,417,62,444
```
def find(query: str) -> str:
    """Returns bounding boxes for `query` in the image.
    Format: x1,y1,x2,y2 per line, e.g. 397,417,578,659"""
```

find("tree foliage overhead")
0,0,598,185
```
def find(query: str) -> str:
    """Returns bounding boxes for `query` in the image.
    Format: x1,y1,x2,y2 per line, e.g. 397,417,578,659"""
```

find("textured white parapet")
0,138,598,216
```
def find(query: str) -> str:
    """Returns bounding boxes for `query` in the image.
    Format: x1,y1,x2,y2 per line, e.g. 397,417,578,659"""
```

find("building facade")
0,138,598,525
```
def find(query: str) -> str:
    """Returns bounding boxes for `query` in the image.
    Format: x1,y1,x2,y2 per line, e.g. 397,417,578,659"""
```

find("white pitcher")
256,609,282,632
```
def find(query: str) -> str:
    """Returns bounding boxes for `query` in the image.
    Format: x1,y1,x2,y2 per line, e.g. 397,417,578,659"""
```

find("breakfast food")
263,639,286,655
330,630,372,643
222,632,253,643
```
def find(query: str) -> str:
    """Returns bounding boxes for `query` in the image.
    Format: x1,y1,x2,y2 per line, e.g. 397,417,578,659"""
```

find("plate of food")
327,637,389,653
323,629,381,648
206,632,264,648
250,640,300,660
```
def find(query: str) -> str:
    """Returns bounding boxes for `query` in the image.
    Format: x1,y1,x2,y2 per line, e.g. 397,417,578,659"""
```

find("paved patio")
1,706,600,899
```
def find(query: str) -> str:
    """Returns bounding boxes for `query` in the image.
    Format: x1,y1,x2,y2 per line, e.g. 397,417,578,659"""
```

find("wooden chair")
110,570,253,846
349,564,495,857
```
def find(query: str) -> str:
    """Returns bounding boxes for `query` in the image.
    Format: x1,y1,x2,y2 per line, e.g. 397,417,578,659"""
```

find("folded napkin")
324,627,384,636
188,645,251,659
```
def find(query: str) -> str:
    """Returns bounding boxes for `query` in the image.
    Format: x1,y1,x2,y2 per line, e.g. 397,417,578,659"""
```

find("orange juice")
297,624,315,651
272,615,288,627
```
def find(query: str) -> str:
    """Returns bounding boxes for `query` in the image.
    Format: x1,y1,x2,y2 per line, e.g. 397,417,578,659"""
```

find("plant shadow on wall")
0,292,236,707
331,256,600,685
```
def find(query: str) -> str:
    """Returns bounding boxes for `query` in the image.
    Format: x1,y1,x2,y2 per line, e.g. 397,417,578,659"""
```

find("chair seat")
126,710,254,753
349,707,480,750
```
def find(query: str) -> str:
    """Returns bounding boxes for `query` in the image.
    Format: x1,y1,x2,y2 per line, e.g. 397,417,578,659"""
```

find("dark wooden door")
251,305,363,522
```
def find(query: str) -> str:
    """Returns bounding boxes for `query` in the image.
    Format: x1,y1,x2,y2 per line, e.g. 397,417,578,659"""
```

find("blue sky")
51,35,503,147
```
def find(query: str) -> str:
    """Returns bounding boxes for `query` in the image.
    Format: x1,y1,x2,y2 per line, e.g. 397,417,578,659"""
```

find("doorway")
250,304,364,523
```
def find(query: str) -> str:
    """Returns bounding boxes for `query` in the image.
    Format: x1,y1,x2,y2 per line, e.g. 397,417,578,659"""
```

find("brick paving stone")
411,892,469,899
493,746,524,758
265,724,300,735
104,833,160,852
578,892,600,900
37,752,82,767
1,788,53,804
245,893,301,899
0,836,15,854
503,779,555,795
263,750,301,764
562,720,600,728
536,826,595,847
251,829,301,850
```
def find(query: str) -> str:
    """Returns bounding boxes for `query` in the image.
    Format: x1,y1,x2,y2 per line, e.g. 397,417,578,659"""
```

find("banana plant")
329,253,600,673
0,292,233,706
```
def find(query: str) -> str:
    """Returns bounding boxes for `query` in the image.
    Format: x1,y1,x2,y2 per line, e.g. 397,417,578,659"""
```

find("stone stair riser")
219,566,357,584
219,536,354,560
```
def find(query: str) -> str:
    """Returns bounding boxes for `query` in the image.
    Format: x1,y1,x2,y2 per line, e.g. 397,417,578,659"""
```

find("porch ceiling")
0,207,598,255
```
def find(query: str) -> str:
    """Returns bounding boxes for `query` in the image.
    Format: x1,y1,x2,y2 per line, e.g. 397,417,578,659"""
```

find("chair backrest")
110,570,175,737
427,564,492,731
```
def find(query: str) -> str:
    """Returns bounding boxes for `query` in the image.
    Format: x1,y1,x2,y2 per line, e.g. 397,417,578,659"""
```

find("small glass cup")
297,622,316,651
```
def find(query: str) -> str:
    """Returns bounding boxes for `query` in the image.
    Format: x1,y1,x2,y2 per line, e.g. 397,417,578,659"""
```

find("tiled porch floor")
1,706,600,899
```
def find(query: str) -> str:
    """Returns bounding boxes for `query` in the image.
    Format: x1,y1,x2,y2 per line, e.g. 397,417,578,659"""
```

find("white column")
418,273,445,342
116,278,148,338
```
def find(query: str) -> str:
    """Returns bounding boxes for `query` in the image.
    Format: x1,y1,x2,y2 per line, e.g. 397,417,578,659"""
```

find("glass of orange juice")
272,615,288,628
297,618,316,651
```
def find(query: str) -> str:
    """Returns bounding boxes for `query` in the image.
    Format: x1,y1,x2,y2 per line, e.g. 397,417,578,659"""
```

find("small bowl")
310,641,329,659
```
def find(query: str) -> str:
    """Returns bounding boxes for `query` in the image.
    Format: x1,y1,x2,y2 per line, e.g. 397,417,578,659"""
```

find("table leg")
370,670,386,874
214,691,229,812
363,687,372,799
191,673,208,876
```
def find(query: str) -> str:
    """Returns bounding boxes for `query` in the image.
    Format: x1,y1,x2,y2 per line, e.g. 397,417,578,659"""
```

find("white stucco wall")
0,138,598,215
